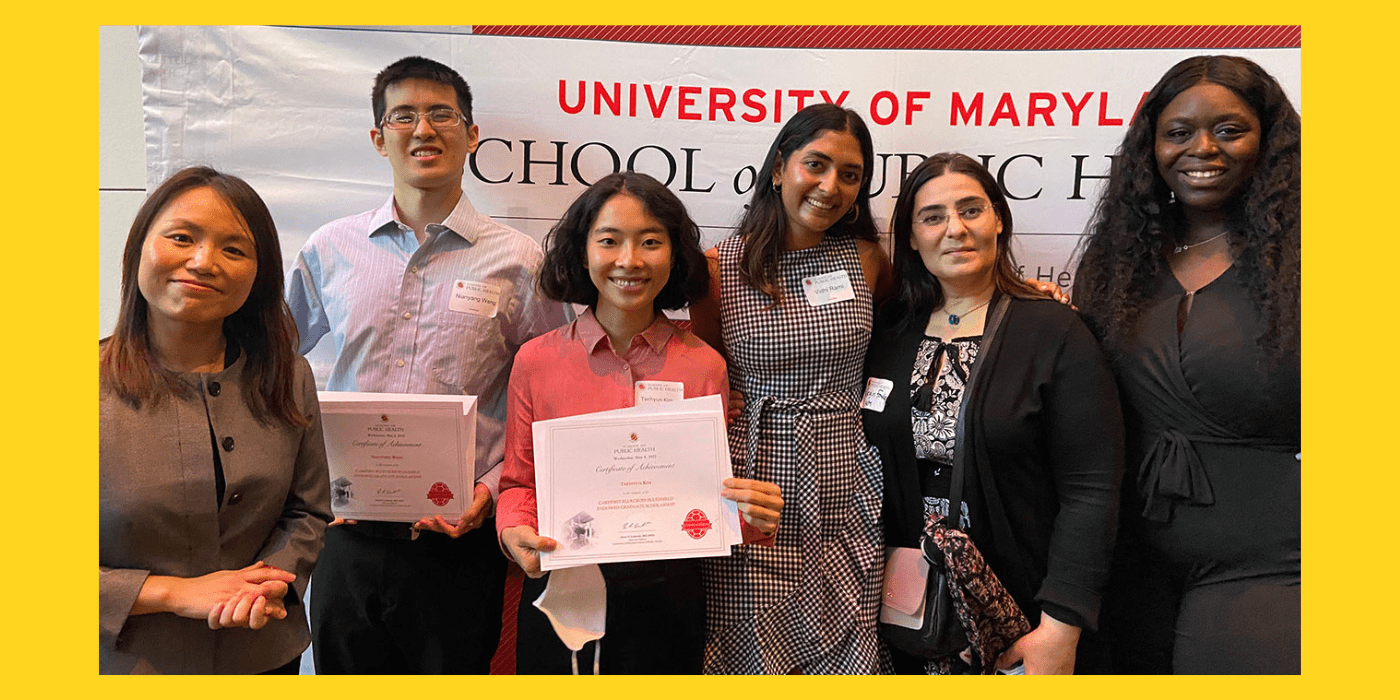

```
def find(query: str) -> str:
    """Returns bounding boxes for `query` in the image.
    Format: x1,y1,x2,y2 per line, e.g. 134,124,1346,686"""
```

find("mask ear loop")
569,642,603,675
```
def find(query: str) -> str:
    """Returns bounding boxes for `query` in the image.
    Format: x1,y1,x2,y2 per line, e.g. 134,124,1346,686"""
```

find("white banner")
139,25,1300,312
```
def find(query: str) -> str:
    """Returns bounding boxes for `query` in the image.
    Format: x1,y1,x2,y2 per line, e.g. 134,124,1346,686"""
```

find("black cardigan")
862,296,1125,631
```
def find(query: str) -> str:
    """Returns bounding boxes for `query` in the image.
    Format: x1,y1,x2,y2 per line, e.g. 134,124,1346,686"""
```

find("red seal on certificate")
681,509,712,539
426,482,455,506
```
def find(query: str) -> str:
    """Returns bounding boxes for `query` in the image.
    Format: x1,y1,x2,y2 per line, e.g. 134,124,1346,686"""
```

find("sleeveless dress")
1108,264,1299,673
700,233,888,674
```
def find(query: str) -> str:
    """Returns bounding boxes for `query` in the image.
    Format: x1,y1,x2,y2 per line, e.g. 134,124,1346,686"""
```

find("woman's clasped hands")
142,560,297,631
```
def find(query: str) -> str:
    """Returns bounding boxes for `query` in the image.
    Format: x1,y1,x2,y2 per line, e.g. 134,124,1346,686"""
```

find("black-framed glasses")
381,108,463,130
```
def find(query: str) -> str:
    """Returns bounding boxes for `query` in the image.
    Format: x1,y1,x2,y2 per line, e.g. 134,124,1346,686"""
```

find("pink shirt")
497,309,730,536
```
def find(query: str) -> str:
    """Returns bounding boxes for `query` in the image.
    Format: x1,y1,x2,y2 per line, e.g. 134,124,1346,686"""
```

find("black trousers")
309,521,506,674
515,559,705,674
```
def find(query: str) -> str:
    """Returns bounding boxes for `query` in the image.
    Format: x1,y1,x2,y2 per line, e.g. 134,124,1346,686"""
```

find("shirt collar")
574,308,676,357
365,192,482,245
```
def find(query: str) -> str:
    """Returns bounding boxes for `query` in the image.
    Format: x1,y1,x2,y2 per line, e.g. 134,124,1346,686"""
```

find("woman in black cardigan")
862,153,1123,675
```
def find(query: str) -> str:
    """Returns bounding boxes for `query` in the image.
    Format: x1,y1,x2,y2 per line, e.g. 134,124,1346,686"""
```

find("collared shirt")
496,309,729,534
286,193,570,499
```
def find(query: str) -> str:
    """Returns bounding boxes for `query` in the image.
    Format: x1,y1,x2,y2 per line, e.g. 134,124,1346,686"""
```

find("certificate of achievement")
317,392,477,522
535,395,742,570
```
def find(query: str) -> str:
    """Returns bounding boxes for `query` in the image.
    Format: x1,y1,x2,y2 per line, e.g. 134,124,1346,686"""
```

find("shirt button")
228,492,243,506
207,381,221,397
403,312,412,319
396,359,405,367
221,436,235,452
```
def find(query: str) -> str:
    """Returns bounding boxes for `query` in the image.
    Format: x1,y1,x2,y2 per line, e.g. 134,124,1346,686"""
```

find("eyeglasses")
914,203,991,229
380,108,463,130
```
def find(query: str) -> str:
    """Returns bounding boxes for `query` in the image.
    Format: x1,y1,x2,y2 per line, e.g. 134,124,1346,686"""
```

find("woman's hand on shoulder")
995,611,1081,675
1025,278,1074,307
500,525,558,578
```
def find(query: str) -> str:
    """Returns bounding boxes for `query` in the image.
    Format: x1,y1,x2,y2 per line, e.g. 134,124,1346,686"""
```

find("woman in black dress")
1074,55,1300,674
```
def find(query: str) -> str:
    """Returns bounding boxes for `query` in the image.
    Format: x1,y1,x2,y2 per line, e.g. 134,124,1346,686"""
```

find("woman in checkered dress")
690,104,894,674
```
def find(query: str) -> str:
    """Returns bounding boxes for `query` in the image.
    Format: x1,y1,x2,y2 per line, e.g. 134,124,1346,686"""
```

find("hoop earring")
772,181,781,194
844,204,860,224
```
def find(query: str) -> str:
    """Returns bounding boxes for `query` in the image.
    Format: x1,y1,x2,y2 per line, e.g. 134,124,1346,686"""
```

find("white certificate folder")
317,391,477,522
535,395,742,571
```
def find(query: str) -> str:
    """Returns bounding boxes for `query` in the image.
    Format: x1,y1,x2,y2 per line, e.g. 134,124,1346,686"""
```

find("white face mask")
533,564,607,673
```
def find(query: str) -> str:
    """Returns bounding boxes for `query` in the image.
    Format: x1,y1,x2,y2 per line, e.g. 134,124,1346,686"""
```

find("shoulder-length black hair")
539,171,709,311
735,102,880,302
1074,55,1300,364
100,166,308,427
883,153,1041,333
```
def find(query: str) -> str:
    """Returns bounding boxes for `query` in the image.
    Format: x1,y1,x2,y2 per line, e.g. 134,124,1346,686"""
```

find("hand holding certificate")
533,395,744,570
317,392,477,523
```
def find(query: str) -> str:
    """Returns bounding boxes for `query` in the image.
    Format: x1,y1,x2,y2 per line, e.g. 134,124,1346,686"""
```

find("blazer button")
228,492,243,505
222,436,235,452
207,381,221,397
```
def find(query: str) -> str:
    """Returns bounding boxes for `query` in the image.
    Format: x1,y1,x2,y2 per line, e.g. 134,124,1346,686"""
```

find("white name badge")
802,270,856,306
861,377,894,412
635,380,685,405
449,280,501,317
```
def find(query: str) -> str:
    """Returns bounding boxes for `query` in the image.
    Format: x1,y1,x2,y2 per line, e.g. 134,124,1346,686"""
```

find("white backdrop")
136,25,1300,363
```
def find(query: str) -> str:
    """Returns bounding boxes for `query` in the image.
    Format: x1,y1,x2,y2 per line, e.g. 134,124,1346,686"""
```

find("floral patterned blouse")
910,334,982,529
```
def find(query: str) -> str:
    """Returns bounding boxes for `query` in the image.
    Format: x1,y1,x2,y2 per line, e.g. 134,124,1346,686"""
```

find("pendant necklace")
1173,230,1228,254
944,298,991,326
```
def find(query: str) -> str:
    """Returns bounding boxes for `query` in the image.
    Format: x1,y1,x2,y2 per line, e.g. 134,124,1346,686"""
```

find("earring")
844,204,860,224
772,181,781,194
1168,190,1177,204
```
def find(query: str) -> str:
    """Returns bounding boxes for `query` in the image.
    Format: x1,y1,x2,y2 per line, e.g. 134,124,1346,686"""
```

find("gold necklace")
1173,230,1228,254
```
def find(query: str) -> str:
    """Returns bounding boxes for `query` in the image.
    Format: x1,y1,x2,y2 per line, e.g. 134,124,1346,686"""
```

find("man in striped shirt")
286,56,569,674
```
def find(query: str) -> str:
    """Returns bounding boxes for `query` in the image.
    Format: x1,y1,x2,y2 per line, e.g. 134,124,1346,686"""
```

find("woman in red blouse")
496,171,783,674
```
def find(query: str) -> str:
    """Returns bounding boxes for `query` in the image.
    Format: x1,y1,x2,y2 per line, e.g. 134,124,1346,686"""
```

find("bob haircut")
735,103,880,302
1074,55,1300,363
884,153,1040,333
99,166,308,427
539,171,709,312
371,55,474,129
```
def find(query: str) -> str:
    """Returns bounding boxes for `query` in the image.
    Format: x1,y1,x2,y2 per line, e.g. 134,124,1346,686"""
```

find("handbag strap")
944,293,1011,530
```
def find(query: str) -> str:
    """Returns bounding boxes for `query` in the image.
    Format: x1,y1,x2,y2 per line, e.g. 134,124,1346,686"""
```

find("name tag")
635,380,684,405
449,280,501,317
861,377,894,412
802,270,855,306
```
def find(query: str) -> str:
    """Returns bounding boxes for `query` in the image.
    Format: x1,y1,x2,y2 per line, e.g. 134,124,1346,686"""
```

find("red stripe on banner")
470,25,1300,50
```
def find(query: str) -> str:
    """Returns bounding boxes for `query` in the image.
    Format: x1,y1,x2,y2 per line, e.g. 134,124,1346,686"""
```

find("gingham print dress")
700,233,888,674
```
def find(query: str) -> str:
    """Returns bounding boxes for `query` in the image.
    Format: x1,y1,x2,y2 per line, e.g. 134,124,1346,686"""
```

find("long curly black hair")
1074,55,1299,366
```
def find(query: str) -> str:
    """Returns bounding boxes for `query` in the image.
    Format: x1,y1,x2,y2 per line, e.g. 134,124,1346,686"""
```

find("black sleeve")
1032,315,1125,632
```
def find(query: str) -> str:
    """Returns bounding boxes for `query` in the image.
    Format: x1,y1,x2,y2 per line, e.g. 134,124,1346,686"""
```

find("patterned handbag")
923,517,1031,673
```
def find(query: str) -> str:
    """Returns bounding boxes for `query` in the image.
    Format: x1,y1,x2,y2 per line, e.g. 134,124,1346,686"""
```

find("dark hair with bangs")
539,171,709,312
99,166,308,428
